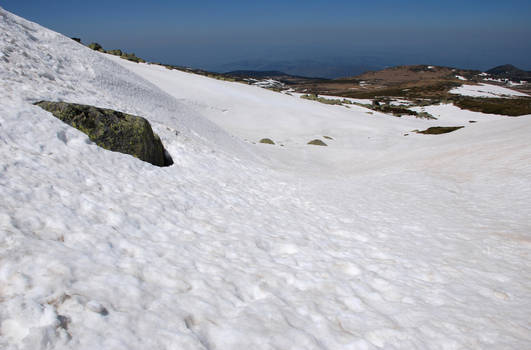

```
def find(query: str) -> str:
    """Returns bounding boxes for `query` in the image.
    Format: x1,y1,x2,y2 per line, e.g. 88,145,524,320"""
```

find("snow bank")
450,83,529,98
2,7,531,350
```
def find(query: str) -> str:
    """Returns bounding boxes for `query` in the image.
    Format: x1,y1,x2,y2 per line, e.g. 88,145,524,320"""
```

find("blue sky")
3,1,531,76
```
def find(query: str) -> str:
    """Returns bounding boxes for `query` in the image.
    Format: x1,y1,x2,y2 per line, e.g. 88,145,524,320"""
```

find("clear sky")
3,0,531,76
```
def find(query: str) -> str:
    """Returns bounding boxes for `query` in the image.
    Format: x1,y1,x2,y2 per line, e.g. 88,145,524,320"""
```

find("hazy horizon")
3,0,530,78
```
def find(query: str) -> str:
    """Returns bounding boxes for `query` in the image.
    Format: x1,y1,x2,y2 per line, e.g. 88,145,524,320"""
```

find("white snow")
317,94,373,105
483,78,527,86
508,80,526,86
455,75,467,81
389,99,412,106
2,7,531,350
245,78,284,89
450,83,529,98
484,77,507,83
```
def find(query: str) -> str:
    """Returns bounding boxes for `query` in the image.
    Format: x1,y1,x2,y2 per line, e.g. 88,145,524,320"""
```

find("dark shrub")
452,97,531,116
88,42,103,51
106,49,123,56
120,52,146,63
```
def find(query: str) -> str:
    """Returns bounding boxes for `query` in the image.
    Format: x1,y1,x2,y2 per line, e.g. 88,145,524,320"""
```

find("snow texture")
449,83,529,98
1,7,531,350
246,78,284,89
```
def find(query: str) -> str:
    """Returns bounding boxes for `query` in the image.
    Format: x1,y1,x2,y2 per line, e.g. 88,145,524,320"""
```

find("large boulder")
35,101,173,167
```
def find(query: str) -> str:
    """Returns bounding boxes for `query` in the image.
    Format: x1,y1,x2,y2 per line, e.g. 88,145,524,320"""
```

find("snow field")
1,7,531,350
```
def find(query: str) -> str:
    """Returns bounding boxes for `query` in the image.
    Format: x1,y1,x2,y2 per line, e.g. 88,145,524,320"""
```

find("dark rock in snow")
259,138,275,145
307,139,327,146
35,101,173,167
416,126,464,135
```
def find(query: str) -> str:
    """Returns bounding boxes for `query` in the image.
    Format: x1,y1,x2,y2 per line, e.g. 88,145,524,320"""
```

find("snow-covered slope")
107,54,530,175
449,83,529,98
1,8,531,350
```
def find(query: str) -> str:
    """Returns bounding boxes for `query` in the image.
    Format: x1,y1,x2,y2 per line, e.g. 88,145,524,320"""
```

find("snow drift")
1,7,531,350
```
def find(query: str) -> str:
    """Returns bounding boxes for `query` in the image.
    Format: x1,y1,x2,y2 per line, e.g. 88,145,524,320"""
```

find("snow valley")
1,7,531,350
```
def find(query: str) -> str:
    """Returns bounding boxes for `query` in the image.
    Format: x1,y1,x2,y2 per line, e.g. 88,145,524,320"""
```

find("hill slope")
1,7,531,350
487,64,531,81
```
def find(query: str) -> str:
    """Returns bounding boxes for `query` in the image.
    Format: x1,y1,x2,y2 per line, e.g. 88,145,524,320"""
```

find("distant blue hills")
214,59,385,79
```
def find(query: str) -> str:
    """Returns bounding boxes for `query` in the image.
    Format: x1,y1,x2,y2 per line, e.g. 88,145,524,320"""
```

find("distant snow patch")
390,99,412,106
484,77,507,83
449,83,529,98
319,95,373,105
245,78,284,89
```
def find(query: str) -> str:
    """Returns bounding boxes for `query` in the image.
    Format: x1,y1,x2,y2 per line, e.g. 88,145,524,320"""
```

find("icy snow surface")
2,7,531,350
449,83,529,98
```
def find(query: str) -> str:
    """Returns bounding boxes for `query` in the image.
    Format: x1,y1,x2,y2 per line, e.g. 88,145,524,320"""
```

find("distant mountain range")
224,70,326,85
218,60,530,82
223,64,531,84
215,59,385,79
226,70,289,78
